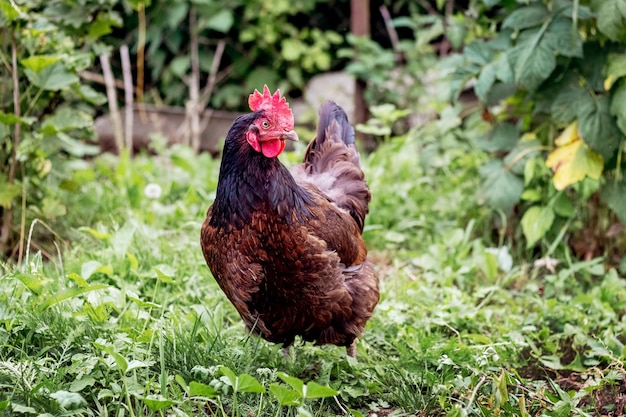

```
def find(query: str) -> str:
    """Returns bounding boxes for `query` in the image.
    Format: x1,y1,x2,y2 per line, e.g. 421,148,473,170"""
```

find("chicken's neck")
211,135,313,229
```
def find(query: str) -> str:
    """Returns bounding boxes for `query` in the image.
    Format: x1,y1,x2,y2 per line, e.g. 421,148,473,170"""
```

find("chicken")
200,86,379,357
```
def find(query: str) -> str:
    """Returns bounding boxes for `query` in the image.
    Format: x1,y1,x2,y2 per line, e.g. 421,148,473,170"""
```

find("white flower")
534,256,559,273
485,246,513,272
144,183,162,199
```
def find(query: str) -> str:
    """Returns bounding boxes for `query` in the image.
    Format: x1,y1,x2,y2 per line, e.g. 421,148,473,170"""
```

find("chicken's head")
246,85,299,158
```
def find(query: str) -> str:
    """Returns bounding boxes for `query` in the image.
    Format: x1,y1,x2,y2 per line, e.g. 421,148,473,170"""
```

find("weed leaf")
270,384,301,406
189,381,217,398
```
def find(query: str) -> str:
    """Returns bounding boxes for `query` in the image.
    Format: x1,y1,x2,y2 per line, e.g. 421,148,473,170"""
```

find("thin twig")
120,45,134,154
25,219,66,267
100,53,124,152
188,6,201,151
197,39,226,143
416,0,439,16
17,165,26,267
379,5,402,63
136,3,147,123
199,39,226,109
464,375,487,413
333,396,348,415
1,33,20,252
78,70,125,89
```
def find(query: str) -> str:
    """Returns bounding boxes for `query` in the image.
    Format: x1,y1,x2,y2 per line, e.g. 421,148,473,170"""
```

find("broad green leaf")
219,366,237,387
554,0,594,19
502,3,549,30
142,395,176,411
521,205,555,247
169,56,189,78
111,222,136,258
79,227,110,241
478,123,519,152
513,43,556,91
521,189,542,201
17,273,49,295
154,266,176,284
94,343,128,373
40,284,109,310
127,252,139,272
21,55,62,72
480,160,524,212
41,197,67,219
165,2,188,28
278,372,304,395
235,373,265,393
189,381,218,398
579,42,610,92
578,95,622,160
81,260,113,279
545,138,604,190
597,0,626,42
604,53,626,90
474,62,496,102
0,0,20,20
78,84,107,105
503,138,542,175
463,40,493,65
446,18,467,51
127,292,160,308
281,38,303,61
493,52,514,83
539,355,565,370
67,273,88,288
303,381,338,399
24,62,79,91
50,391,87,410
0,178,20,208
601,181,626,223
550,80,592,124
270,384,301,406
200,9,233,33
11,403,37,414
88,12,122,38
0,111,36,126
127,359,149,372
69,376,96,392
543,18,583,58
610,83,626,135
41,108,92,134
553,193,575,217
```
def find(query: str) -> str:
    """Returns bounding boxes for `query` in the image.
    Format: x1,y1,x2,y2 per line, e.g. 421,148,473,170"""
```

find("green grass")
1,104,625,416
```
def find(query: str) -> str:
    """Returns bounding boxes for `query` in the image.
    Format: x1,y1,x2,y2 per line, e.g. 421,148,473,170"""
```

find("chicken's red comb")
248,85,292,117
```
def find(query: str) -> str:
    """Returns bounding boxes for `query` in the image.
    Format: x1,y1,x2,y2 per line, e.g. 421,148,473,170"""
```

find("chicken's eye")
261,121,270,129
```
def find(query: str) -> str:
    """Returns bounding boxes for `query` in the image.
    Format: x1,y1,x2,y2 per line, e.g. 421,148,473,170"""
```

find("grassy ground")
1,102,625,416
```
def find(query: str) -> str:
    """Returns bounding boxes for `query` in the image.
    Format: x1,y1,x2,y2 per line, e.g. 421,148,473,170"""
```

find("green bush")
0,0,115,260
450,0,626,261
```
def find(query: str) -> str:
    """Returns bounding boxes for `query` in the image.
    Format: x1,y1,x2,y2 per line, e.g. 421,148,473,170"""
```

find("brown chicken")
200,86,379,357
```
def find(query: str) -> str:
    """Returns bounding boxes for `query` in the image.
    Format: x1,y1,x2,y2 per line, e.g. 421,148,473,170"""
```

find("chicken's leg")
346,342,357,358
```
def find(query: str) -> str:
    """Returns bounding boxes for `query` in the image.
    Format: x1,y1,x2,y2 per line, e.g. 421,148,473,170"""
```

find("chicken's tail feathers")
298,100,371,231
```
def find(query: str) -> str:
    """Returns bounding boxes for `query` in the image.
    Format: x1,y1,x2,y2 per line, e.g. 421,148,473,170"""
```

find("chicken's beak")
281,130,299,142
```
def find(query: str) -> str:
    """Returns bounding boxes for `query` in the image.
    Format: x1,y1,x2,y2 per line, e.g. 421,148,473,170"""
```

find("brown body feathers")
200,97,379,356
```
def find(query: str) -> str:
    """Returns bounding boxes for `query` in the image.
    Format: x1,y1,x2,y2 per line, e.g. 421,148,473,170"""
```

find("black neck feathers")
210,113,313,229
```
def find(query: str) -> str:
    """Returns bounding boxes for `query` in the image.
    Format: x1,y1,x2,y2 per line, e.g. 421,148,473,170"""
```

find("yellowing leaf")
546,138,603,190
605,74,617,91
554,121,579,146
